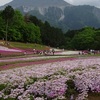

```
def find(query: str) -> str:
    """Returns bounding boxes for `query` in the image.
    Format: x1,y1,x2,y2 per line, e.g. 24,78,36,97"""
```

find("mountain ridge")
1,0,71,8
0,0,100,31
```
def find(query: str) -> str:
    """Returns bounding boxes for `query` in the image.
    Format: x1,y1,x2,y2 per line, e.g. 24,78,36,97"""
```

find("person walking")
52,49,55,55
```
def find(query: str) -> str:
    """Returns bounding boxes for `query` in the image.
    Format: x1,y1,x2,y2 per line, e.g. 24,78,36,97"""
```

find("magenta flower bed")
0,50,24,57
0,57,75,70
0,47,36,57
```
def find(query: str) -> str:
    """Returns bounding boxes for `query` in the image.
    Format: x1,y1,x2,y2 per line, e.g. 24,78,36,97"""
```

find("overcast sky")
0,0,100,8
0,0,12,6
64,0,100,8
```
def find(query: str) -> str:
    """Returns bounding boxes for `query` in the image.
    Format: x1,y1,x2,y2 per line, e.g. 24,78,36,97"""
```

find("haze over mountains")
1,0,100,31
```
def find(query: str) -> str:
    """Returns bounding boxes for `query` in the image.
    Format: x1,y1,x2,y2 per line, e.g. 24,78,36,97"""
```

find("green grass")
0,40,50,50
9,41,49,50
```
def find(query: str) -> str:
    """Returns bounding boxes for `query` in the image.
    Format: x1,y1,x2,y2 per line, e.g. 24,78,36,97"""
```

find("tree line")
65,27,100,50
0,6,100,50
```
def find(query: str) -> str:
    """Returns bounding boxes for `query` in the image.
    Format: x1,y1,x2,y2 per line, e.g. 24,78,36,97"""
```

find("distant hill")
1,0,100,31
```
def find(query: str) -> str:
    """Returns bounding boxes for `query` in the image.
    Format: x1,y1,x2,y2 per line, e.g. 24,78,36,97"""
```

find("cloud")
0,0,12,6
64,0,100,8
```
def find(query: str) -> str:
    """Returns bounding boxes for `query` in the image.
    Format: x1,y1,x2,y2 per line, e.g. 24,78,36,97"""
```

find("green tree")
8,28,21,41
19,22,41,43
9,10,25,41
2,5,14,45
29,15,42,26
0,12,5,39
13,10,25,28
41,22,65,47
71,27,95,50
71,34,94,50
93,30,100,49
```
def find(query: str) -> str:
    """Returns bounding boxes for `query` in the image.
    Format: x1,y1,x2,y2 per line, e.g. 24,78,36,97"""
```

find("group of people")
79,49,100,55
32,49,55,55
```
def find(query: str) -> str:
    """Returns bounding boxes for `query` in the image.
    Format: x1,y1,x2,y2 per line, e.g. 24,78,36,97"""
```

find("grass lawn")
9,41,50,50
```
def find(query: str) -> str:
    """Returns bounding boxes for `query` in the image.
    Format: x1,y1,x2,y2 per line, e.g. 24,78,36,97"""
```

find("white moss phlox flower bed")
0,57,100,100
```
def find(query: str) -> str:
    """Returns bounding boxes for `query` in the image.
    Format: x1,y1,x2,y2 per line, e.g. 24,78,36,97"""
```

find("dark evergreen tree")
2,5,14,45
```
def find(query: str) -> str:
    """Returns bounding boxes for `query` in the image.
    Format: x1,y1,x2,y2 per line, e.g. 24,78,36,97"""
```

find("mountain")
1,0,100,31
60,5,100,30
1,0,71,9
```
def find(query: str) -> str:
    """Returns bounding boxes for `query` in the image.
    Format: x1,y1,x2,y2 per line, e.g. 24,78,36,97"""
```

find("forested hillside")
0,6,41,44
0,6,100,50
0,6,65,48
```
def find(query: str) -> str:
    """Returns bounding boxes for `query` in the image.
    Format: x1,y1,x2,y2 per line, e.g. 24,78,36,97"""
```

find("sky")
0,0,12,6
0,0,100,8
64,0,100,8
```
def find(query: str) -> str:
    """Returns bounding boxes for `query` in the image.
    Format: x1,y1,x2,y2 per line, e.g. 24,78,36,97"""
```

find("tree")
19,22,41,43
2,5,14,45
71,27,95,50
93,30,100,49
8,28,21,41
0,11,5,39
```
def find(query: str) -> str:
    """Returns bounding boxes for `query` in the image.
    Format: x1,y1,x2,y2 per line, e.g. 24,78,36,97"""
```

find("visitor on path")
52,49,55,55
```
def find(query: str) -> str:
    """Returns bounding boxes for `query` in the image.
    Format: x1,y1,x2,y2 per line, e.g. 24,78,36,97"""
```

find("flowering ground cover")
0,45,25,57
0,57,100,100
0,57,75,71
0,50,24,57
